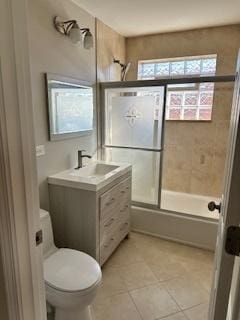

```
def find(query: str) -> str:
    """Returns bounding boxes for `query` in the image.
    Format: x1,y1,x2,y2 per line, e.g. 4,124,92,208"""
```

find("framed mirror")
46,73,94,141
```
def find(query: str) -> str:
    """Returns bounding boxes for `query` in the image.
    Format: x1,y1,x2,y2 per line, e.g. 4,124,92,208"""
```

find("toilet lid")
44,248,101,293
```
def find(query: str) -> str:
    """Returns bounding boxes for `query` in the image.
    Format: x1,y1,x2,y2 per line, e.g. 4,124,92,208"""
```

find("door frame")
209,52,240,320
0,0,46,319
0,0,239,319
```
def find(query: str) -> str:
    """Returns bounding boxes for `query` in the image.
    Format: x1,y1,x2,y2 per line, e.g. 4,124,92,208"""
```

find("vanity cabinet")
48,171,131,265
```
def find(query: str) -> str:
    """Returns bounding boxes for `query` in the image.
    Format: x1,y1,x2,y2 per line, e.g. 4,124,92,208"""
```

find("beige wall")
0,252,8,320
28,1,126,209
126,25,240,197
96,19,126,82
28,0,97,210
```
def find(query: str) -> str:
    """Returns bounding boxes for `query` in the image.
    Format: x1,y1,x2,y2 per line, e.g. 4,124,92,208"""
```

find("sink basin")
70,163,119,179
48,161,131,191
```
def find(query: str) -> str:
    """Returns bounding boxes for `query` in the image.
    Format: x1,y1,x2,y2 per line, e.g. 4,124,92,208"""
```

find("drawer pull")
104,218,115,228
121,190,126,194
104,238,114,249
106,197,115,206
120,205,129,213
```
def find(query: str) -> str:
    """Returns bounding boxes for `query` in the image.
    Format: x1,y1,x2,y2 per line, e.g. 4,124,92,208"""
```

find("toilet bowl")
40,209,102,320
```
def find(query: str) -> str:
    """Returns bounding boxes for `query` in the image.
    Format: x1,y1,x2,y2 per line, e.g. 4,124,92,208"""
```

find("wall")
28,1,126,210
28,0,97,210
126,25,240,197
96,19,126,82
0,252,8,320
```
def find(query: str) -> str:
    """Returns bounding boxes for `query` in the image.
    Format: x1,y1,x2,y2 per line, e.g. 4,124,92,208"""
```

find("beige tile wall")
96,19,126,82
162,83,234,196
126,25,240,197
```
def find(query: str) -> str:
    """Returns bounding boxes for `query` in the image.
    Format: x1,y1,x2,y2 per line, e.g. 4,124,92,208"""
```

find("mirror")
46,73,94,141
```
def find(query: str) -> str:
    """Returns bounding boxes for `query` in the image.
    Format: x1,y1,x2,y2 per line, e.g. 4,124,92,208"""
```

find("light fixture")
53,16,93,49
81,28,94,50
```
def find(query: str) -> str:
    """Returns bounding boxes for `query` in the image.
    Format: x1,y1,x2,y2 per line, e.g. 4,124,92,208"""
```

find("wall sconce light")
53,16,93,49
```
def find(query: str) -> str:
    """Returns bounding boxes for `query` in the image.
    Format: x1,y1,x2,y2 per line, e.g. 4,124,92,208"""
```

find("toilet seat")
44,248,101,294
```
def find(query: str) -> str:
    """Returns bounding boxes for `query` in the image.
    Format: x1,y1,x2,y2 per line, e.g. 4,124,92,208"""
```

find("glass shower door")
103,86,165,206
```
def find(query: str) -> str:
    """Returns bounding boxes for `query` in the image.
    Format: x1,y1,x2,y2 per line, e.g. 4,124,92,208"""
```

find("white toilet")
40,209,102,320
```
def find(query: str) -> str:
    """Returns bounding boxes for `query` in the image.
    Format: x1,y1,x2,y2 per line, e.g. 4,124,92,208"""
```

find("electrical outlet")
36,145,45,157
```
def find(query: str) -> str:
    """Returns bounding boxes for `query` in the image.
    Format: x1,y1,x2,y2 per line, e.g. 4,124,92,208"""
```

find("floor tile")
131,232,163,250
148,258,188,282
162,312,188,320
164,276,209,310
93,293,141,320
97,264,127,298
184,303,209,320
118,262,158,290
130,284,180,320
190,268,213,293
178,255,213,294
139,244,171,265
180,253,213,274
96,232,213,319
105,239,144,267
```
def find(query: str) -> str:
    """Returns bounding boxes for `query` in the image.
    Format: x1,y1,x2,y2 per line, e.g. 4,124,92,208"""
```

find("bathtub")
131,189,219,250
161,189,220,220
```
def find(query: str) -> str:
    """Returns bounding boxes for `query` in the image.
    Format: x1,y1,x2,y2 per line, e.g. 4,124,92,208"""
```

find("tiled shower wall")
126,25,240,197
96,19,126,82
162,83,234,197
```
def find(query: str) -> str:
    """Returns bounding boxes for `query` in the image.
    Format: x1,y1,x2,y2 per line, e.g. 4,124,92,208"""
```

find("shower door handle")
208,201,221,213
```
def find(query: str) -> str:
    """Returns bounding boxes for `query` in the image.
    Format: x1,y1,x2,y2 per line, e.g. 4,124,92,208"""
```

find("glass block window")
138,55,217,121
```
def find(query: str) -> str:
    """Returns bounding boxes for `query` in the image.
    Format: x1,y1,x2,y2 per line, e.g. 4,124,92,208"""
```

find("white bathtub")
161,189,220,220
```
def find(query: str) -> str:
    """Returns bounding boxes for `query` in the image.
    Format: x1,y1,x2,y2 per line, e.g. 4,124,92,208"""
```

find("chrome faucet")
75,150,92,169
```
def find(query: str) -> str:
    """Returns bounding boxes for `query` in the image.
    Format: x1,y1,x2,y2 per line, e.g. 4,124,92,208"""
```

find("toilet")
40,209,102,320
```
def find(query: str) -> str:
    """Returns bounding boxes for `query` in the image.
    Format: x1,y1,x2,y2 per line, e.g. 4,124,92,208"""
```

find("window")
138,55,217,121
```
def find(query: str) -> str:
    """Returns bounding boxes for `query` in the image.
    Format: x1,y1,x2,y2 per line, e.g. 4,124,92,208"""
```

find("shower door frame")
99,75,235,210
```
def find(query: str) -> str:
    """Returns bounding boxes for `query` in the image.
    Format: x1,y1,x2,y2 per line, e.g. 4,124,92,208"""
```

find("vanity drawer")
100,202,130,244
100,233,118,265
119,203,130,220
100,177,131,220
118,220,130,241
99,176,131,265
100,213,130,265
118,179,131,200
100,215,118,245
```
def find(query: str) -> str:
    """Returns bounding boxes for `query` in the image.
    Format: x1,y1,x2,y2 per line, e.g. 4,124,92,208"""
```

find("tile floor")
93,232,214,320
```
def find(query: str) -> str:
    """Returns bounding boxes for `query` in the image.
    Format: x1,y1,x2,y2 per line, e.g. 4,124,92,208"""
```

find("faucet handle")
78,149,85,155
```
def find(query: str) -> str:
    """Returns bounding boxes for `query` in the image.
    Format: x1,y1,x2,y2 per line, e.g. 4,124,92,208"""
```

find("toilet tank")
40,209,57,259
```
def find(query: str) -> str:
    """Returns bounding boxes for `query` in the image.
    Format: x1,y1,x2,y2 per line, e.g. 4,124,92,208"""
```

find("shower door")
102,86,165,207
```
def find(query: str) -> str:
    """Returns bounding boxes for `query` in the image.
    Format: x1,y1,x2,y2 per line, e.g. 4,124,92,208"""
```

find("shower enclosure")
100,76,235,221
101,85,165,207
